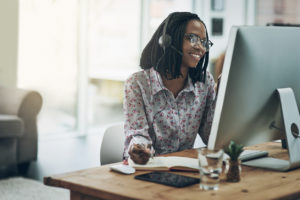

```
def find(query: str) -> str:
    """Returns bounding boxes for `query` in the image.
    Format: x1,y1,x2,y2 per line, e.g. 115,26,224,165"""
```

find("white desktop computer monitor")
207,26,300,163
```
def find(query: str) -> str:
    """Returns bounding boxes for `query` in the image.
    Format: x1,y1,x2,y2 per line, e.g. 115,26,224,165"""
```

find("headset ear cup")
158,34,172,48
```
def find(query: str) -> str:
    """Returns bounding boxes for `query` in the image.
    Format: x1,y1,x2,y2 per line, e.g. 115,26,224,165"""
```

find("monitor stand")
243,88,300,171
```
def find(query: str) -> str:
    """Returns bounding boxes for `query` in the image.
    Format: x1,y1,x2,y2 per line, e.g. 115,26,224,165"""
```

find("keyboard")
224,150,268,162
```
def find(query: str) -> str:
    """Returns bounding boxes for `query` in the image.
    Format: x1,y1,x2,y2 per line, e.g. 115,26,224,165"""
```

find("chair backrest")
193,134,206,149
100,122,125,165
100,123,204,165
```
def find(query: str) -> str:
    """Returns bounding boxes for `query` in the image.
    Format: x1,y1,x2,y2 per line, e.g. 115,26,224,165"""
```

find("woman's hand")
128,143,152,165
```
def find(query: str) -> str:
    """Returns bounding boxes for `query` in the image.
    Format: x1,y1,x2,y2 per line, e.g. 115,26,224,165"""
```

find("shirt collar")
183,74,195,93
149,67,165,95
149,67,195,96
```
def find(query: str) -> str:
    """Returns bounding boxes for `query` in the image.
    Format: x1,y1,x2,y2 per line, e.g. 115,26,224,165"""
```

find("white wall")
0,0,18,87
195,0,256,59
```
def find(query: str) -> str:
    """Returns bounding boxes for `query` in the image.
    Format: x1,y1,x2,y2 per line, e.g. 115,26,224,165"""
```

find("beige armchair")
0,86,42,171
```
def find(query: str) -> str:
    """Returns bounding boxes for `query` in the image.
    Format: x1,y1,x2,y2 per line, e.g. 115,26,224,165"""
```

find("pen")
132,136,154,159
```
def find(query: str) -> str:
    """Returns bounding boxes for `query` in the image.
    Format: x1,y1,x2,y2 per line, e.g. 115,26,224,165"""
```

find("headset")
157,13,209,83
158,14,182,55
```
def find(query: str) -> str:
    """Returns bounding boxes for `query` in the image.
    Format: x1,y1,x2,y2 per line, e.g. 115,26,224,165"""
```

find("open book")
128,156,199,172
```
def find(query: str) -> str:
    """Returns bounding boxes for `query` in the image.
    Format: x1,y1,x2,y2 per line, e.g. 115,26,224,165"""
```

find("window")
256,0,300,25
18,0,196,136
87,0,141,128
88,0,141,80
87,0,195,129
146,0,194,44
18,0,79,136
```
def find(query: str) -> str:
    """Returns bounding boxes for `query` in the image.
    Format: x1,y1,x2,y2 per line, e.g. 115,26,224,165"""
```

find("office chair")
99,122,204,165
100,122,125,165
193,134,206,149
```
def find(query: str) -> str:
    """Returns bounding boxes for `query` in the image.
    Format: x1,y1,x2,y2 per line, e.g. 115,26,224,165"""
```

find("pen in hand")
129,137,153,164
132,137,153,156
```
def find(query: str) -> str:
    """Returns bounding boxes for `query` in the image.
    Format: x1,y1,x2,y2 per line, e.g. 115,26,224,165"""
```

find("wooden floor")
0,132,103,182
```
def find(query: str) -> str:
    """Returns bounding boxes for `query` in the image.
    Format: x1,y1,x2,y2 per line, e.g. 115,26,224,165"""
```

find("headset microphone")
158,14,182,56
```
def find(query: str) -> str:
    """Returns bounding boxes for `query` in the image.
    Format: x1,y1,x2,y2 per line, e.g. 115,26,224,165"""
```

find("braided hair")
139,12,210,84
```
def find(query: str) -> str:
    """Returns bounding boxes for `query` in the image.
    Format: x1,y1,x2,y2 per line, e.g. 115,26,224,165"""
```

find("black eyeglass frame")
184,33,213,51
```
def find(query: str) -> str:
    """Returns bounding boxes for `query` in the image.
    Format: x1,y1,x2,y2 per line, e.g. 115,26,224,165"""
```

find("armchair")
0,86,42,170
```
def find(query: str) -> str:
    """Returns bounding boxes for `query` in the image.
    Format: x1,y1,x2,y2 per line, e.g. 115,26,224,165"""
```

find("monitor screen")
208,26,300,150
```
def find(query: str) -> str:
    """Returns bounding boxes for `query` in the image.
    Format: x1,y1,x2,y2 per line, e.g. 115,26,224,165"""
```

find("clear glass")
198,148,224,190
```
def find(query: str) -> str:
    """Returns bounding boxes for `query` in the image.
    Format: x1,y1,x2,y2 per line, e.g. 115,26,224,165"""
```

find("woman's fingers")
129,144,151,164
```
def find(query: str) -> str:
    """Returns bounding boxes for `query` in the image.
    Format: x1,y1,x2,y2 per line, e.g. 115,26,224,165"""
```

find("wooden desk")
44,142,300,200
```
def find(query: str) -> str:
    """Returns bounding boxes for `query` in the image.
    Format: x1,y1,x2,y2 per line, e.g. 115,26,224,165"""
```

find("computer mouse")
110,164,136,175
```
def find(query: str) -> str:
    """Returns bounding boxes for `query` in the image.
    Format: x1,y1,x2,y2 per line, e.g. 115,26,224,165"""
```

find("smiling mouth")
189,53,202,61
191,54,200,59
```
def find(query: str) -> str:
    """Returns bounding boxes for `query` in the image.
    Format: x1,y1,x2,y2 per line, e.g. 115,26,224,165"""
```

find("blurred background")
1,0,300,139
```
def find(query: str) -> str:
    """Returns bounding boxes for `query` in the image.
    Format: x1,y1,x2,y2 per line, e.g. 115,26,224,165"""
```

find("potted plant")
224,141,244,182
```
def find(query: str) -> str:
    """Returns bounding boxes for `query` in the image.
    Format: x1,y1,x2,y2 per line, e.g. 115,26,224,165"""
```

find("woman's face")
181,20,207,69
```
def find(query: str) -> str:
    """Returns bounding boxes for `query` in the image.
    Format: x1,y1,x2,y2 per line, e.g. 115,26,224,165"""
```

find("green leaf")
224,141,244,161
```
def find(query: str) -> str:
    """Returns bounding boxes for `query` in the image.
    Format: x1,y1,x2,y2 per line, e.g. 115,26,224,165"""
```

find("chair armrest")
0,86,43,118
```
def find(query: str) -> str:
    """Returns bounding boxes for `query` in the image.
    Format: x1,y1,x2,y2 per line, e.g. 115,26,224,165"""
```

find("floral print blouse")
123,67,216,159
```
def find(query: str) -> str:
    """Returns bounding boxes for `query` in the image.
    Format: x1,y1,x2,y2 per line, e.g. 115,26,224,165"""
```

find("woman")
123,12,216,164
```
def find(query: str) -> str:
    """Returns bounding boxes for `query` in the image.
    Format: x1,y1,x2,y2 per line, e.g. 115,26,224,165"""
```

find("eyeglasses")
184,33,213,51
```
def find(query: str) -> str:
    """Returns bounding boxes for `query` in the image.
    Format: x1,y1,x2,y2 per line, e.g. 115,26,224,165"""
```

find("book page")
128,156,199,170
163,157,199,170
128,157,168,169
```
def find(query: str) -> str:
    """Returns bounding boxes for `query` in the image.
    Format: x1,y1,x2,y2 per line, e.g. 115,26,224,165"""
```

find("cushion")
0,138,17,164
0,115,23,138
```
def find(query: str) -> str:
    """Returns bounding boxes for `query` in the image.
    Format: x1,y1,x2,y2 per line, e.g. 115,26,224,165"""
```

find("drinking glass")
198,148,224,190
